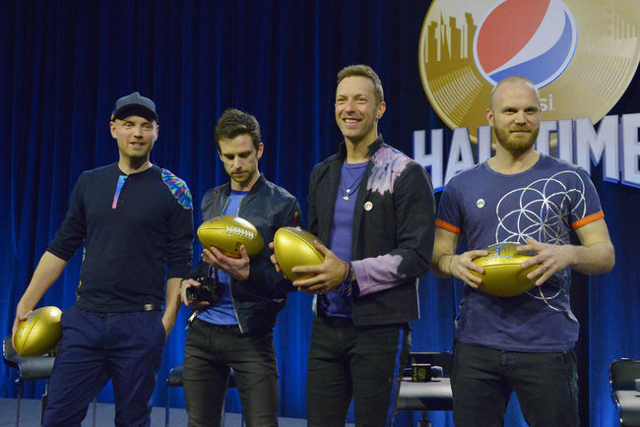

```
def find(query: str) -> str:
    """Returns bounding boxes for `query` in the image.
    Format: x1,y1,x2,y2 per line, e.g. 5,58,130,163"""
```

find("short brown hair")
214,109,261,151
337,64,384,104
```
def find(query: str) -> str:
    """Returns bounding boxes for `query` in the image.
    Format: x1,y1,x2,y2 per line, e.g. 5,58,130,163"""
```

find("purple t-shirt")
437,154,604,351
321,161,368,318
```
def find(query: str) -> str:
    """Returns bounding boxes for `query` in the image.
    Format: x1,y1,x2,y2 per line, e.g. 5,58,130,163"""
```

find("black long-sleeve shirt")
48,163,194,312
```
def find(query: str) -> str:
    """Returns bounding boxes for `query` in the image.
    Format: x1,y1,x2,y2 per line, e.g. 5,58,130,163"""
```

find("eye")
123,122,133,128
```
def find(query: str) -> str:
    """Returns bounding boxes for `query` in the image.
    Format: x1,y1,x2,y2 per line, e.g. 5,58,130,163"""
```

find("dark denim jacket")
188,175,302,333
308,136,435,325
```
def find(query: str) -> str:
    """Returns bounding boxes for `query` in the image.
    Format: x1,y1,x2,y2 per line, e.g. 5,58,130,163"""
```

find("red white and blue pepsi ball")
470,242,539,297
13,306,62,357
197,216,264,258
273,227,325,282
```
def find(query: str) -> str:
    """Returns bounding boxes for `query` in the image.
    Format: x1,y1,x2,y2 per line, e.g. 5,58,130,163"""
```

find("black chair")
610,358,640,426
397,351,453,427
2,335,57,426
165,364,243,427
2,335,97,427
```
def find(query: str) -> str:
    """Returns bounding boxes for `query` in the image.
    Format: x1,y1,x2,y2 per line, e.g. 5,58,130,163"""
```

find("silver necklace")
339,170,366,201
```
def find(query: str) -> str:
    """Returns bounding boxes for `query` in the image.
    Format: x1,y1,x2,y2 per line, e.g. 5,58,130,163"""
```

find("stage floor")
0,398,344,426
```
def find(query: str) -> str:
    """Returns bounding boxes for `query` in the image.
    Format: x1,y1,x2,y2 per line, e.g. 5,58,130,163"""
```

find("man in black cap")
13,92,194,426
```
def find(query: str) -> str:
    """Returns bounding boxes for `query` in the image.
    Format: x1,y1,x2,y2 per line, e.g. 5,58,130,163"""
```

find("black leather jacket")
308,136,435,325
188,175,303,333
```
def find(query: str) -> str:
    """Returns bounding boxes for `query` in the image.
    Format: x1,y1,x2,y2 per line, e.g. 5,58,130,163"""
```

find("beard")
227,167,258,189
494,126,539,155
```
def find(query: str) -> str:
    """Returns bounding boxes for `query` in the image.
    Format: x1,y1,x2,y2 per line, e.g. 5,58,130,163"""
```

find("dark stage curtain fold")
2,1,638,426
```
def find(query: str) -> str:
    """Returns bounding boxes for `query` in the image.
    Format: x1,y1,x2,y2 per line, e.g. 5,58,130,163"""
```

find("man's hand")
519,237,576,286
180,278,211,309
202,246,250,281
12,303,34,339
268,242,283,274
449,250,489,288
291,241,346,295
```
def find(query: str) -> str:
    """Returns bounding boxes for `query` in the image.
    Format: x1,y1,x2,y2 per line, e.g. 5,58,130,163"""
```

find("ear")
376,101,386,120
256,142,264,160
486,108,494,127
110,121,117,139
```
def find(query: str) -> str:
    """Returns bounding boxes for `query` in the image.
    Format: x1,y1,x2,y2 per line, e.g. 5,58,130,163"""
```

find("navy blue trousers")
43,305,165,427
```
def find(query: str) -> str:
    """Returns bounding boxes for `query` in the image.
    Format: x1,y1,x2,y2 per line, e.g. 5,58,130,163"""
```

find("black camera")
186,277,222,305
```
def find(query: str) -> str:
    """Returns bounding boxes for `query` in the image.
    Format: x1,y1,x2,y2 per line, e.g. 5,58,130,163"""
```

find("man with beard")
431,76,615,426
13,92,194,426
180,109,302,427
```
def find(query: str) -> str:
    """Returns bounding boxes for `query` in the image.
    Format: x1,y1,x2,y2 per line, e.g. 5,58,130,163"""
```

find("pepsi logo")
474,0,577,88
418,0,640,143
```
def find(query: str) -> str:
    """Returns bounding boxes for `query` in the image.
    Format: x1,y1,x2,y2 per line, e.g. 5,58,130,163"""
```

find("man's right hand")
11,251,69,340
12,303,34,339
449,250,489,289
180,279,211,308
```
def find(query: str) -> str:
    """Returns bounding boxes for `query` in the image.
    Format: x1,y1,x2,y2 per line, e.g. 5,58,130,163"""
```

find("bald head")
489,76,540,111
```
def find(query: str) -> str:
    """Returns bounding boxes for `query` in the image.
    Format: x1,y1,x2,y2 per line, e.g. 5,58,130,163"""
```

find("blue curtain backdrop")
1,1,638,426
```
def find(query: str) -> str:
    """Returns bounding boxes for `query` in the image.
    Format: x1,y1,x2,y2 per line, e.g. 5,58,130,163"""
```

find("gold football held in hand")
197,216,264,258
273,227,325,282
470,242,539,297
14,306,62,357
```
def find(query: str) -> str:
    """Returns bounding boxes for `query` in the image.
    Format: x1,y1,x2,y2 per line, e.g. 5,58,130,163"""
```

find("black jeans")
306,316,410,427
451,341,579,427
182,319,279,427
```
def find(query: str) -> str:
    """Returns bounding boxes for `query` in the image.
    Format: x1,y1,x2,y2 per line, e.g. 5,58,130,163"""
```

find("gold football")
470,242,539,297
13,306,62,357
197,216,264,258
273,227,325,281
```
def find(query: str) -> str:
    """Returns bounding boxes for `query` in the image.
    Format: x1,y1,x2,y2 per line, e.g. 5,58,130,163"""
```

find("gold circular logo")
419,0,640,142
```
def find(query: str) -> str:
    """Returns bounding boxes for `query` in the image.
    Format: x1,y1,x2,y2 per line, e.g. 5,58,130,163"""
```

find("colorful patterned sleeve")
162,169,194,279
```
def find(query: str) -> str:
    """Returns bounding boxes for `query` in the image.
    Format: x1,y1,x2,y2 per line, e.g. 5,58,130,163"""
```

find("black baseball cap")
111,92,158,123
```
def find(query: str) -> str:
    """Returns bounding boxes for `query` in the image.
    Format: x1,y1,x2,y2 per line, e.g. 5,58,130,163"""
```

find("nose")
343,98,356,112
514,111,527,124
232,157,243,169
133,126,144,137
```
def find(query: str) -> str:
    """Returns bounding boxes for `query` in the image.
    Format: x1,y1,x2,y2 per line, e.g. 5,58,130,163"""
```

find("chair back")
610,358,640,391
2,336,19,368
2,335,56,381
167,365,184,387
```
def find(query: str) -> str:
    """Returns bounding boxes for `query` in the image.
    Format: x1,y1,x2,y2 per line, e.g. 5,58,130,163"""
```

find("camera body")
186,277,222,305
